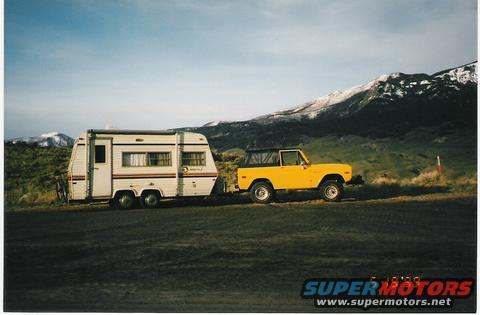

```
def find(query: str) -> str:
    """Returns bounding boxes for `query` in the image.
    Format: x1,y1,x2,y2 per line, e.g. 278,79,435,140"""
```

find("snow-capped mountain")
202,120,233,127
253,62,477,123
8,132,74,147
193,62,477,149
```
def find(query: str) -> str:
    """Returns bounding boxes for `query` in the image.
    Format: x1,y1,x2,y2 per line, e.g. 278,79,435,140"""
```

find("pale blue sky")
5,0,477,138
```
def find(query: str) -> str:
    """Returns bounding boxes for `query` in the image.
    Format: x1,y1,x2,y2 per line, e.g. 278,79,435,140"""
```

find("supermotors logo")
301,278,474,309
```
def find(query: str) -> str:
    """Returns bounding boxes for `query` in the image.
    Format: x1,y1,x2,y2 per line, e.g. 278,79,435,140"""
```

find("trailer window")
95,145,106,163
123,153,146,166
182,152,206,166
148,152,171,166
122,152,172,167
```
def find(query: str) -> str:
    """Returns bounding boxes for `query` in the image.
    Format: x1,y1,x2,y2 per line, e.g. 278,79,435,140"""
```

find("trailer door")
91,138,112,198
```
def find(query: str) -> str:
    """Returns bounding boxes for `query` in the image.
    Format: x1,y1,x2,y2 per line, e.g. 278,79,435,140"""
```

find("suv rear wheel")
250,182,275,204
320,180,343,202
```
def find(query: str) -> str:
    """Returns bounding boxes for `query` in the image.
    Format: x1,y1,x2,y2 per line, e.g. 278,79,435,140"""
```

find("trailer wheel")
250,182,274,204
114,191,135,210
320,180,343,202
141,191,160,208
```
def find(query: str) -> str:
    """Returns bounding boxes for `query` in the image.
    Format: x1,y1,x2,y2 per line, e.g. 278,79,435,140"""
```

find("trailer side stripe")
68,175,86,180
113,143,209,146
75,143,208,146
112,173,218,179
112,173,175,179
69,173,218,180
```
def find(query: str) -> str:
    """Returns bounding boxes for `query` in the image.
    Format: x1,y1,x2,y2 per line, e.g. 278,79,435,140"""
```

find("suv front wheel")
250,182,275,204
320,180,344,202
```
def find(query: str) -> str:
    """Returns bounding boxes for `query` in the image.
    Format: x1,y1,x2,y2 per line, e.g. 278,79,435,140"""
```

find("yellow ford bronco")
236,148,363,203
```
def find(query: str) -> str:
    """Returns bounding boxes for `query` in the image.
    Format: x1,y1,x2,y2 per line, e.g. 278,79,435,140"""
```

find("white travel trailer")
65,129,221,209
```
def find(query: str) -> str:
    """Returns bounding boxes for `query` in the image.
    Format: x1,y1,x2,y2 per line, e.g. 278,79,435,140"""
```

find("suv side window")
281,151,305,166
245,151,279,167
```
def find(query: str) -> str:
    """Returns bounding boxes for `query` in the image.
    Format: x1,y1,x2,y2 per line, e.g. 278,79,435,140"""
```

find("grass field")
4,143,71,207
4,126,476,208
5,193,476,312
301,128,476,184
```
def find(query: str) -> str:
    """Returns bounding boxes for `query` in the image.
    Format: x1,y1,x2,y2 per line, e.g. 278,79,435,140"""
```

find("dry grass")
371,169,476,191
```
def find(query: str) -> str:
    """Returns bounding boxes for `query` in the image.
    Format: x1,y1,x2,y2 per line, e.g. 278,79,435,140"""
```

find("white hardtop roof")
87,129,178,135
76,129,207,143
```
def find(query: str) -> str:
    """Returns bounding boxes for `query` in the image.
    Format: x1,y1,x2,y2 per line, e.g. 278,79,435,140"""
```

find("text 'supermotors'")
67,129,220,209
65,129,363,208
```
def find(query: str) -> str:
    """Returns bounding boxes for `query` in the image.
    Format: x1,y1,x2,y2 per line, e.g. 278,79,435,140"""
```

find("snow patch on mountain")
8,132,74,147
434,63,477,84
203,120,231,127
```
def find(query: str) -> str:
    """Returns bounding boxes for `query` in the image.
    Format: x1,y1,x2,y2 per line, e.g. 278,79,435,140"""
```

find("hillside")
8,132,74,147
4,143,71,206
253,62,477,123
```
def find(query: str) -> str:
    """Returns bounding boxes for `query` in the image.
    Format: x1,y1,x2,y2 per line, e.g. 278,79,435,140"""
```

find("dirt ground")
4,193,476,312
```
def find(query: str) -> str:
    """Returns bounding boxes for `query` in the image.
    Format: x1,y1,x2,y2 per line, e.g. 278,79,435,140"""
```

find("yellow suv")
237,148,363,203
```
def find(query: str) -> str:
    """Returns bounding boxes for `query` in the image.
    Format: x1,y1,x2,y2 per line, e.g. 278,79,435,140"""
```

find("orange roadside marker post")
437,155,442,176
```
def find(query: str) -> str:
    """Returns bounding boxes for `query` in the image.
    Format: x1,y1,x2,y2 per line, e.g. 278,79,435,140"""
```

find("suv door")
277,150,312,189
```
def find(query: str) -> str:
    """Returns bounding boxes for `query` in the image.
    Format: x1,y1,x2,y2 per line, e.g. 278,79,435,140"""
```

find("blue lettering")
333,281,349,295
303,281,319,296
317,281,334,295
362,281,379,296
348,281,363,295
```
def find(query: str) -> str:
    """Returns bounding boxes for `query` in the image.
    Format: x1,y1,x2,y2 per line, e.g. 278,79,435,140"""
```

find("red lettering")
442,281,459,296
378,281,398,296
457,281,473,296
427,281,444,296
414,281,429,296
397,281,414,296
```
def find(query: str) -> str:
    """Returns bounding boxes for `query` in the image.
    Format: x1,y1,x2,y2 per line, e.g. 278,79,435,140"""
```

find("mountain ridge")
7,132,74,147
192,62,477,149
251,61,477,124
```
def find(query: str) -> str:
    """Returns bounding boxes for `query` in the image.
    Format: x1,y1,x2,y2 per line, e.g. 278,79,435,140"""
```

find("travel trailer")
64,129,221,209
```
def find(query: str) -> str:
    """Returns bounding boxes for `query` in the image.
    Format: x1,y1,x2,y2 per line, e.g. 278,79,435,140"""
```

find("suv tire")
250,182,275,204
320,180,343,202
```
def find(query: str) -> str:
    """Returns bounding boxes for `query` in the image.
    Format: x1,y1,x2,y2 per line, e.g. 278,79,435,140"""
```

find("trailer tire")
114,191,135,210
140,191,161,209
320,180,343,202
250,181,274,204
